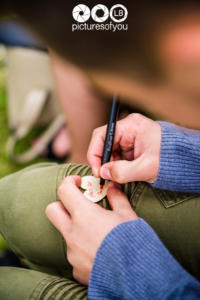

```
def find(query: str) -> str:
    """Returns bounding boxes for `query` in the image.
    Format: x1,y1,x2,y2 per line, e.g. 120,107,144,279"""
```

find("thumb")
107,182,137,219
100,156,155,183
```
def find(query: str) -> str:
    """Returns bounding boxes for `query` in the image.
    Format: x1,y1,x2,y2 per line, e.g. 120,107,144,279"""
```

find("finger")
107,182,136,218
100,155,154,183
87,125,107,177
120,149,134,161
112,117,136,152
110,152,121,162
45,201,71,237
58,176,92,216
88,116,137,176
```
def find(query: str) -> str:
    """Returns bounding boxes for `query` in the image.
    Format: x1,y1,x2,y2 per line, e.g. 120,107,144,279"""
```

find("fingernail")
101,168,112,180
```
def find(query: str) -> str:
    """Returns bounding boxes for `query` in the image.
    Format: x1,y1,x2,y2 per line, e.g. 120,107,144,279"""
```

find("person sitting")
0,114,200,299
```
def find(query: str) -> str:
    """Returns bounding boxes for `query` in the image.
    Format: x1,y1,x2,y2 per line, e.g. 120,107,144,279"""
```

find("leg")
0,163,72,279
0,162,200,299
0,163,91,299
0,162,108,279
0,267,87,300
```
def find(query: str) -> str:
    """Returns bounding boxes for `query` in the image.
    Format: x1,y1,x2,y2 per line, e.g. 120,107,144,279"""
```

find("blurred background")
0,2,200,268
0,21,55,267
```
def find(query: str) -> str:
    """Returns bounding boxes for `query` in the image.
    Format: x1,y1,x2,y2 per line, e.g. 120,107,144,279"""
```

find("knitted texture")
153,122,200,193
89,218,200,300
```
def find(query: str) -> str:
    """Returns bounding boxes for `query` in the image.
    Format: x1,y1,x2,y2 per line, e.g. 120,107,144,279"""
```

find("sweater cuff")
152,121,200,193
88,218,196,300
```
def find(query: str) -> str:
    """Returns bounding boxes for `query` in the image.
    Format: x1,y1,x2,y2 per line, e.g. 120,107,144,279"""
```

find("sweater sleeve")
88,218,200,300
152,121,200,193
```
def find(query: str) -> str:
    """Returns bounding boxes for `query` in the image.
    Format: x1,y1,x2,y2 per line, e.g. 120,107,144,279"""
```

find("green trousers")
0,163,200,299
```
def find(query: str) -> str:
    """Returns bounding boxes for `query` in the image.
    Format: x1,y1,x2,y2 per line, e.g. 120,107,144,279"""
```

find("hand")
45,176,138,285
87,113,161,184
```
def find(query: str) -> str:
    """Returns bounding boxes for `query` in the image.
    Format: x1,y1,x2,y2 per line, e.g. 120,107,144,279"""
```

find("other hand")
87,113,161,184
46,176,138,285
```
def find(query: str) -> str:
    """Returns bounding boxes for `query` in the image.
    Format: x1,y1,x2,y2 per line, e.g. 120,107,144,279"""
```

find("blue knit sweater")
88,122,200,299
153,121,200,193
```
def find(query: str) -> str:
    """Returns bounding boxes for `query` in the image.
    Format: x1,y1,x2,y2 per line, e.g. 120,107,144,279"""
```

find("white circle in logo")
110,4,128,23
91,4,109,23
72,4,90,23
